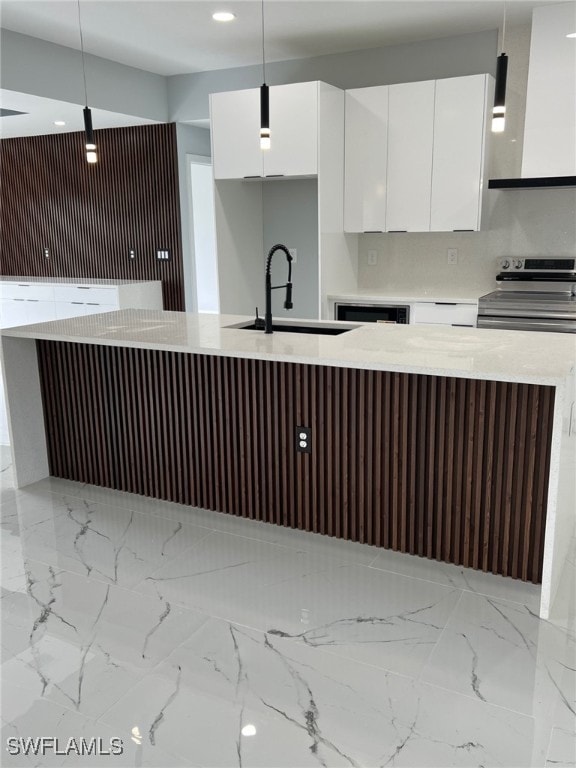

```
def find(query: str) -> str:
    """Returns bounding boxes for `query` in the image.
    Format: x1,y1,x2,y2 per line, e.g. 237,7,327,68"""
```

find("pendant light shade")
83,106,97,163
260,84,270,150
492,53,508,133
77,0,97,163
259,0,270,150
492,2,508,133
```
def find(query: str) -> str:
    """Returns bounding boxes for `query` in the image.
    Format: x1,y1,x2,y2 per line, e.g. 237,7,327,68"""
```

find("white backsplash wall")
358,190,576,295
358,21,576,296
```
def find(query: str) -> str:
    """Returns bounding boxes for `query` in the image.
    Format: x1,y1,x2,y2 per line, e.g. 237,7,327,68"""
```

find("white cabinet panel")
83,303,116,316
431,75,488,232
386,80,435,232
53,285,118,304
344,86,388,233
412,302,477,326
265,82,318,177
1,283,54,301
210,89,262,179
210,82,319,180
24,300,57,324
55,302,87,320
0,299,29,328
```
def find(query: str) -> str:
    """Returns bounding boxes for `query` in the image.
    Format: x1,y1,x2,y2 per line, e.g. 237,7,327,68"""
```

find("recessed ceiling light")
241,724,256,737
54,120,66,126
212,11,236,22
566,32,576,38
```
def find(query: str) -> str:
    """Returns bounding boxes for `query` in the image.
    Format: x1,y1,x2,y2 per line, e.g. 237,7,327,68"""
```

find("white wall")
0,29,168,121
168,30,497,122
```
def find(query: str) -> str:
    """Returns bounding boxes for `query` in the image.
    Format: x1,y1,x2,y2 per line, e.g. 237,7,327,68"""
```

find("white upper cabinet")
344,86,388,233
386,80,435,232
430,75,490,232
343,74,492,232
265,82,318,177
211,82,319,180
211,89,262,179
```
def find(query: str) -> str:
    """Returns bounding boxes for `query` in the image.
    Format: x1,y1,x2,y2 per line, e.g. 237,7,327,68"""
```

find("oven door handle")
477,316,576,333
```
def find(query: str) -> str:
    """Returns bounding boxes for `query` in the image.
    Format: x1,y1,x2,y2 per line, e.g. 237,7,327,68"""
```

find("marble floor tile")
4,490,212,588
546,727,576,767
1,697,187,767
29,475,384,564
370,545,542,610
137,531,461,678
421,591,576,730
102,615,538,768
1,560,209,718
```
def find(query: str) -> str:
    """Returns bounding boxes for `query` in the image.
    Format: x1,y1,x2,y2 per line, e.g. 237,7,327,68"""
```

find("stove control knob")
501,259,510,270
513,259,523,270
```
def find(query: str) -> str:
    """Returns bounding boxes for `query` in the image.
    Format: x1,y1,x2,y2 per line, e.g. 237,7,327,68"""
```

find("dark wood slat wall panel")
37,341,556,583
0,124,184,311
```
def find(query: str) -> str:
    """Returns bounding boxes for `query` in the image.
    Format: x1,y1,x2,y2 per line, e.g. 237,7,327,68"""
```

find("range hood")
489,3,576,191
489,176,576,190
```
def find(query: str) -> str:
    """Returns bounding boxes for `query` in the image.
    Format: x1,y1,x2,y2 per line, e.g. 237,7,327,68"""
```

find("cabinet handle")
26,299,39,302
387,230,407,233
76,286,90,290
265,174,284,178
435,302,457,306
453,229,474,232
363,230,384,233
452,323,474,327
243,175,262,179
71,301,84,305
17,284,30,287
14,298,25,302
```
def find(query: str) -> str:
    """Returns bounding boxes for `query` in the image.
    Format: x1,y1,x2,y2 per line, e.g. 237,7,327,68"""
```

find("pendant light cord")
261,0,266,82
502,0,507,52
77,0,89,106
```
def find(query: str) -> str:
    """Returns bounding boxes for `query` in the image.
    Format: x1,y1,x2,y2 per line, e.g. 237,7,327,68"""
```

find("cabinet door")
55,302,87,320
0,299,28,328
210,89,263,179
412,302,477,326
431,75,488,232
264,82,318,177
386,80,435,232
25,299,57,324
344,86,388,233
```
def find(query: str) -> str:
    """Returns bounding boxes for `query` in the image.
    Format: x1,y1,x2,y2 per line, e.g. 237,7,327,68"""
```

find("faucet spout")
265,244,293,334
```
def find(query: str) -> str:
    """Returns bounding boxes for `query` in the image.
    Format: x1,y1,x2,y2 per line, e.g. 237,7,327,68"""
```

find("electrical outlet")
156,249,171,261
43,247,50,259
129,249,136,260
296,426,311,454
367,250,378,266
447,248,458,265
288,248,298,264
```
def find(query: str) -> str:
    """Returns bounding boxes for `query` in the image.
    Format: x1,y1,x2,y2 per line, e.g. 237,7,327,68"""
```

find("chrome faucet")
264,244,293,334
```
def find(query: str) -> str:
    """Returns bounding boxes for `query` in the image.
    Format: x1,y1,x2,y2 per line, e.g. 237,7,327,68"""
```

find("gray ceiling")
0,1,554,76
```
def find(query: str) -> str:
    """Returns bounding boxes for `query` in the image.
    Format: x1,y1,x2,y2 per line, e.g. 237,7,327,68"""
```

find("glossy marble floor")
1,446,575,768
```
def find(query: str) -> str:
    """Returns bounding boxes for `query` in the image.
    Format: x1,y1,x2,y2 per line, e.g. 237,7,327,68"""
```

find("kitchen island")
2,309,574,619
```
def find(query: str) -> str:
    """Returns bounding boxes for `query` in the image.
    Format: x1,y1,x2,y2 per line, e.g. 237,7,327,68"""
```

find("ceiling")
0,90,157,138
0,0,556,77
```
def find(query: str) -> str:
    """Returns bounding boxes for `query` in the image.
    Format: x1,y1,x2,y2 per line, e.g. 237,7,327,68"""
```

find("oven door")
477,316,576,333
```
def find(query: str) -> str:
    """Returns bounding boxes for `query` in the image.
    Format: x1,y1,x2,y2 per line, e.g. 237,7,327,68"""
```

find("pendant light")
492,2,508,133
260,0,270,150
77,0,97,163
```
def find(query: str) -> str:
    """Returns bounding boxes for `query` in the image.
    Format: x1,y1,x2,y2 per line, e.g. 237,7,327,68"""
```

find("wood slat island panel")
37,340,555,582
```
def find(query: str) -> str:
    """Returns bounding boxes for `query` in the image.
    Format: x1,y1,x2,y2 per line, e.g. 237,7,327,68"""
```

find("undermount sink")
226,321,358,336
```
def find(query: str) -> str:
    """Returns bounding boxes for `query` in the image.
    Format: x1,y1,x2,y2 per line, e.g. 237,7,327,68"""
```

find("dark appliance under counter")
335,302,409,324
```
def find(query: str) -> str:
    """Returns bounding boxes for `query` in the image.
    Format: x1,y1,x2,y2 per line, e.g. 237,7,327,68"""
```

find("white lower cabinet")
0,279,162,328
412,302,477,327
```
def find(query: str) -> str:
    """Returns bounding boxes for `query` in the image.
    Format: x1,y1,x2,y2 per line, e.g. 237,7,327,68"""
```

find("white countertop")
0,276,158,286
328,288,489,304
2,309,574,385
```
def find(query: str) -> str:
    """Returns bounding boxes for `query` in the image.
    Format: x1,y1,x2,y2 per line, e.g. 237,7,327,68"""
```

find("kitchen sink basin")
226,321,358,336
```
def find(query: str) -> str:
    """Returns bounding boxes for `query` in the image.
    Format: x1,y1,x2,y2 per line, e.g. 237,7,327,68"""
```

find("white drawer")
1,282,54,301
53,285,118,304
412,302,477,326
82,303,116,316
55,301,90,320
